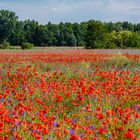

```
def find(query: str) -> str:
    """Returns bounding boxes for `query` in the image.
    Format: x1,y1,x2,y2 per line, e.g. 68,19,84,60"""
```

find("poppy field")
0,50,140,140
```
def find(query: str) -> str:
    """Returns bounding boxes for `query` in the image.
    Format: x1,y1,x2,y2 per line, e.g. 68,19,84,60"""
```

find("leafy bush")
21,42,34,49
0,41,10,49
103,33,116,49
109,31,140,49
130,32,140,48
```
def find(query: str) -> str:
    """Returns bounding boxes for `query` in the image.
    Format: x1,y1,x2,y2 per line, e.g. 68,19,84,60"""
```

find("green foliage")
0,41,10,49
34,25,48,46
108,31,140,49
103,33,116,49
85,20,107,49
21,42,34,50
130,32,140,48
85,22,140,49
72,23,86,46
0,10,18,43
10,21,26,45
0,10,140,48
23,20,38,44
58,22,76,46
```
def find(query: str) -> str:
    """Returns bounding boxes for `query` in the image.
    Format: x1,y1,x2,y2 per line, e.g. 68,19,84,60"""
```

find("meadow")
0,50,140,140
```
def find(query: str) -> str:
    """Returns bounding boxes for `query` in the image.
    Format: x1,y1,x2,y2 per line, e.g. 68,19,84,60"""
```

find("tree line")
0,9,140,49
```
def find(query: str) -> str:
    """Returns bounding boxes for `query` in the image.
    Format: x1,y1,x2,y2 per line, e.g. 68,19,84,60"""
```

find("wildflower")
10,127,15,132
21,112,25,118
33,130,39,134
96,113,104,120
136,128,140,133
0,97,4,103
15,121,20,126
70,129,75,135
124,130,134,139
108,134,113,140
72,119,77,123
80,134,84,138
89,125,94,130
56,95,63,102
44,114,48,117
53,122,59,127
11,137,15,140
70,135,79,140
135,105,140,112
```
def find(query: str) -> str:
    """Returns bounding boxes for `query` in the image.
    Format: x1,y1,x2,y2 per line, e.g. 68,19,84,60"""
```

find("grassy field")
1,46,140,54
0,50,140,140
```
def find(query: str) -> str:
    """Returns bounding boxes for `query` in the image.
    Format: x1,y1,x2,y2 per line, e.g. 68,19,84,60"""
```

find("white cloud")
52,8,57,12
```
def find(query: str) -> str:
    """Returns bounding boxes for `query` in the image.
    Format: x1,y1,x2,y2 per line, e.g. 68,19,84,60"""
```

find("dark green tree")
0,10,18,43
23,20,38,44
85,20,107,49
47,22,60,46
34,25,47,46
72,23,86,46
105,22,116,32
59,22,76,46
10,21,26,45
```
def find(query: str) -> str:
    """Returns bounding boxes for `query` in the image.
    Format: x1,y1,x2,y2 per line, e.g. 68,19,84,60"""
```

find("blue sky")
0,0,140,24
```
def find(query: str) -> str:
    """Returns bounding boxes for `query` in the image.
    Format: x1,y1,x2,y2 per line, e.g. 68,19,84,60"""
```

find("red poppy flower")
124,130,134,139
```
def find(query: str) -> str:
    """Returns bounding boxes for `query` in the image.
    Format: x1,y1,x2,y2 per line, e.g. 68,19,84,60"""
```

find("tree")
10,21,26,45
128,23,134,31
58,22,66,46
122,21,129,30
114,22,123,32
67,33,76,46
58,22,76,46
105,22,116,33
0,10,18,43
129,32,140,48
109,31,140,48
47,22,60,46
34,25,57,46
103,33,116,49
34,25,47,46
23,20,38,44
0,9,140,48
85,20,107,49
135,24,140,33
72,23,85,46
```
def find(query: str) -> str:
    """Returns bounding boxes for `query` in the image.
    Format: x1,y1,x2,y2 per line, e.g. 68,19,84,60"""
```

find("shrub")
0,41,10,49
109,31,140,49
130,32,140,48
103,33,116,49
21,42,34,50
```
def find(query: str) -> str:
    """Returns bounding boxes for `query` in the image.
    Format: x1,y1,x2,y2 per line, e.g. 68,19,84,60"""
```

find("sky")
0,0,140,24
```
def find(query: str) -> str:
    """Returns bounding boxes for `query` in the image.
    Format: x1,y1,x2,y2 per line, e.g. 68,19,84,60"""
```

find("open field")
1,48,140,54
0,50,140,140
